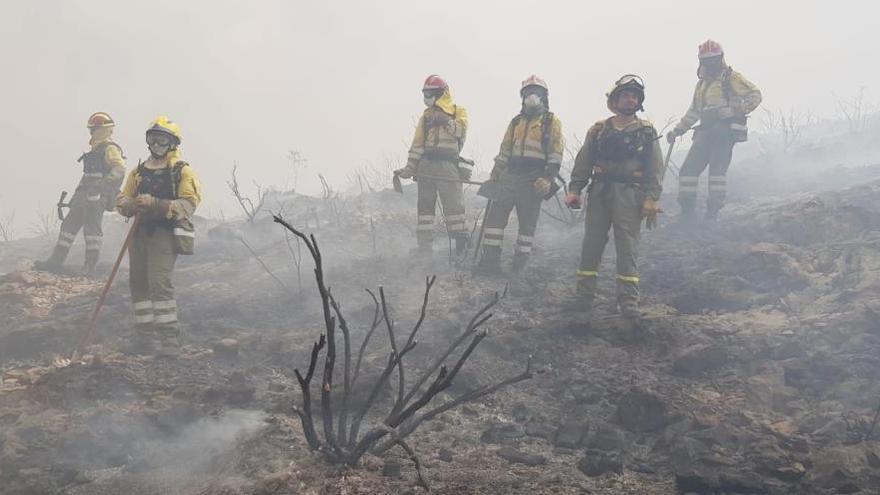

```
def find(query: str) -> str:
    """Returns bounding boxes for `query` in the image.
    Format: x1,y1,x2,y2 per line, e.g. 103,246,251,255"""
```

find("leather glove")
135,194,157,212
534,177,553,196
666,132,677,145
394,168,413,179
458,167,473,181
564,192,583,209
117,197,137,218
642,198,662,230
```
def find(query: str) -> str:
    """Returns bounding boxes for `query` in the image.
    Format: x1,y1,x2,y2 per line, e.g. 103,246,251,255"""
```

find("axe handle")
413,174,483,186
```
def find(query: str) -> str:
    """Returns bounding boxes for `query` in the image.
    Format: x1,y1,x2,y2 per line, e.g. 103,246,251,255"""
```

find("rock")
768,462,806,482
496,447,547,466
525,420,555,440
809,446,868,492
554,421,588,448
437,448,454,462
382,458,401,477
586,422,626,452
211,338,240,358
672,345,729,376
577,449,623,477
615,387,670,433
480,422,525,445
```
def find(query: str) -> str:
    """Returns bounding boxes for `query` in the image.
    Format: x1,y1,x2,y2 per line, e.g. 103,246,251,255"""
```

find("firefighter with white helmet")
476,75,564,274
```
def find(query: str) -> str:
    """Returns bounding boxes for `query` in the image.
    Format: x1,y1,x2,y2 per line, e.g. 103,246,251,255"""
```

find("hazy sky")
0,0,874,234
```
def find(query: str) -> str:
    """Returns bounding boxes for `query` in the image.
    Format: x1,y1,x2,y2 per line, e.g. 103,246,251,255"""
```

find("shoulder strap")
170,161,188,199
721,67,734,102
507,115,522,156
541,112,554,161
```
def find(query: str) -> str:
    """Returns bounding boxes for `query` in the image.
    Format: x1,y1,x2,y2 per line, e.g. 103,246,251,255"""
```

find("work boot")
156,329,181,358
124,330,159,355
454,236,469,256
562,278,595,313
510,253,529,273
618,298,641,319
704,204,722,221
474,247,502,275
409,243,433,261
33,247,68,273
82,252,99,278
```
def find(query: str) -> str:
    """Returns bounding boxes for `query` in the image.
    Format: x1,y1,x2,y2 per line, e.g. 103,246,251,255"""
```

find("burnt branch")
293,334,326,450
274,216,533,487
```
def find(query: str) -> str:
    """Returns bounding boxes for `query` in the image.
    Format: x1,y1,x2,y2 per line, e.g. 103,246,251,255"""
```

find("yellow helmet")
146,115,182,144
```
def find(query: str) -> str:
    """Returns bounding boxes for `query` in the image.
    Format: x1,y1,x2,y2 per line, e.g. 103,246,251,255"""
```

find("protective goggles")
146,131,175,147
615,74,645,90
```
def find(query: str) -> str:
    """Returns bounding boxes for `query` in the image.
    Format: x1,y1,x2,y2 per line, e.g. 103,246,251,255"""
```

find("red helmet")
423,74,448,91
521,74,548,94
87,112,115,129
698,40,724,59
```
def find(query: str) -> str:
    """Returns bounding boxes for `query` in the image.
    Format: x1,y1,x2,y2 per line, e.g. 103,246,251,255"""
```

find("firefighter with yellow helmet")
117,116,201,356
35,112,126,276
668,40,762,221
476,75,564,274
566,75,664,319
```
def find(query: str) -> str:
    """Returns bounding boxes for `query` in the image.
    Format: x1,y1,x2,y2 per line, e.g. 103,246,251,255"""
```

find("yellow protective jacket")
403,88,468,174
491,111,564,179
570,117,664,201
673,61,762,134
117,150,201,221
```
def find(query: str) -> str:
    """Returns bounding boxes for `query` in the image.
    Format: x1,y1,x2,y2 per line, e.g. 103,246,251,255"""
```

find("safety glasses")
616,74,645,90
146,131,173,147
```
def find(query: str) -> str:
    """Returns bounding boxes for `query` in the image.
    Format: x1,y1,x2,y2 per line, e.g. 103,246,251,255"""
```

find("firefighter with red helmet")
668,40,762,221
476,75,564,275
394,75,470,257
35,112,126,276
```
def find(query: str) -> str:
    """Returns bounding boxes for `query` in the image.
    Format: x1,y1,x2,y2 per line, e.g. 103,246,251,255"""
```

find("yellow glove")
642,198,662,230
534,177,552,196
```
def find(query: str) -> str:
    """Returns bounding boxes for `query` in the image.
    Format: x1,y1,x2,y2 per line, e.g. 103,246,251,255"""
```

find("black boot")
511,252,529,273
34,246,69,273
82,251,99,278
454,236,469,256
474,247,502,275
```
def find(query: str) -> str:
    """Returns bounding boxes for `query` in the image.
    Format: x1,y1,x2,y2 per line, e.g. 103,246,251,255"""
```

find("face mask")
424,96,436,107
149,142,171,158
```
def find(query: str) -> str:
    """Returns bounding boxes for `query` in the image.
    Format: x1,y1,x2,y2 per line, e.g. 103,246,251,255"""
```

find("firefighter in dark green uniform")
566,75,664,319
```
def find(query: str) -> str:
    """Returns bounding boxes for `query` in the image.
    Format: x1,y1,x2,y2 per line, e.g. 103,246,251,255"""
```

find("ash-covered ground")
2,133,880,494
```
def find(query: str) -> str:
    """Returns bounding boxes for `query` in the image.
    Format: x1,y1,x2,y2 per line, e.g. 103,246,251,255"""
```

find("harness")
589,119,656,185
421,105,462,161
136,161,187,229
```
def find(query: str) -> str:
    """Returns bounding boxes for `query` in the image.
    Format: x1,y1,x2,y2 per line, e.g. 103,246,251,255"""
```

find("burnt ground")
3,165,880,494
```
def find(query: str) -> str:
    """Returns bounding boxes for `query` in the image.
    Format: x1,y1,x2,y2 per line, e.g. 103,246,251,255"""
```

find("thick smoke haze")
0,0,874,233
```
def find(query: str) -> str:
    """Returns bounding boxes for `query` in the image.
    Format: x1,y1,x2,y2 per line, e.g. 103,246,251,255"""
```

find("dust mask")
424,96,436,107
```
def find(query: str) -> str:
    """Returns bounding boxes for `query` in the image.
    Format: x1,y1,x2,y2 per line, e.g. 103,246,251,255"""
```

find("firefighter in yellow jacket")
36,113,126,276
394,75,470,257
668,40,762,220
476,75,563,274
566,75,664,319
117,116,201,356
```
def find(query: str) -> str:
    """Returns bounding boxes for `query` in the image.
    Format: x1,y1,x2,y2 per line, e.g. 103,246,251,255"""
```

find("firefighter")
394,75,470,257
117,116,201,356
35,112,126,276
475,75,563,274
565,75,664,319
668,40,762,220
